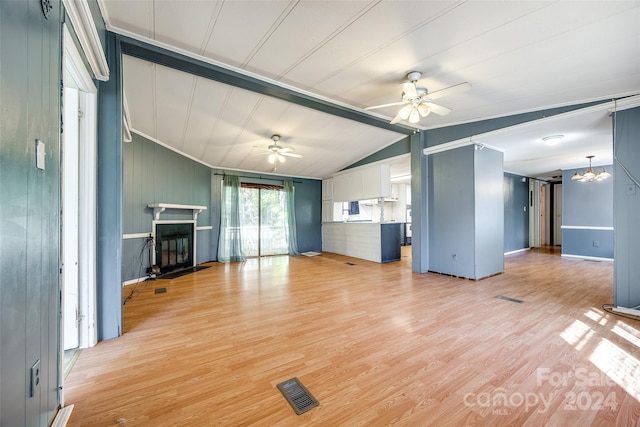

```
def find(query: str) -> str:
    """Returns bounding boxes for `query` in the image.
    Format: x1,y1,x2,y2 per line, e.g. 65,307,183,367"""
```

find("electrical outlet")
30,359,40,397
593,240,600,248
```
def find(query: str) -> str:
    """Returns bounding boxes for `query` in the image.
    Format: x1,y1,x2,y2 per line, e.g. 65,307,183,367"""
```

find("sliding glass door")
240,185,289,257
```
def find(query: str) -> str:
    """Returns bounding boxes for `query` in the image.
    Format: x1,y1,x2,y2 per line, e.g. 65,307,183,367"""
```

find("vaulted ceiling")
98,0,640,180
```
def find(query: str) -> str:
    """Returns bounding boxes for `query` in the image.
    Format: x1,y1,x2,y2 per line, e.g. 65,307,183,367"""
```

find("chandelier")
571,155,611,182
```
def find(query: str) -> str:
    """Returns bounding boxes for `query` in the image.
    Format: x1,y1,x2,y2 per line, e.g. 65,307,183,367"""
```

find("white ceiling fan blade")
253,146,273,153
390,112,404,124
423,102,451,116
427,82,471,100
402,82,417,98
282,152,302,158
365,100,407,110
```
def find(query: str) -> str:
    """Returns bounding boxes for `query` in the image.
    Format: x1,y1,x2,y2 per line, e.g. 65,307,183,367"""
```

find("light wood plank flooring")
65,248,640,426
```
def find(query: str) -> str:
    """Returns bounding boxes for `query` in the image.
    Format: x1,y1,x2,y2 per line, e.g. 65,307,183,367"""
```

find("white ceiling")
99,0,640,180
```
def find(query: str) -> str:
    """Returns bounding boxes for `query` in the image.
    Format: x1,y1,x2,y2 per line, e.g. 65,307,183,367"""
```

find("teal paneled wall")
293,178,322,253
123,133,212,234
122,133,212,282
0,0,62,425
613,107,640,308
97,31,123,340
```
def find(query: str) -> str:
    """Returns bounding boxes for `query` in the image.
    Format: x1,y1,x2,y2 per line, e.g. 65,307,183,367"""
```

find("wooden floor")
65,247,640,426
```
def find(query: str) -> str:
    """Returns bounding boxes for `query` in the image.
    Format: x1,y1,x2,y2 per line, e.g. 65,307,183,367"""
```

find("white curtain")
217,176,246,262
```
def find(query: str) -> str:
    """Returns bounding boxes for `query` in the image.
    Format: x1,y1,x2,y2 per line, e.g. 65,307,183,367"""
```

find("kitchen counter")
322,222,402,263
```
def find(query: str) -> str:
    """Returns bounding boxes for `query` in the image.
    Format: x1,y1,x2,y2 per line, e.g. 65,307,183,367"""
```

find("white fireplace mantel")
148,203,207,221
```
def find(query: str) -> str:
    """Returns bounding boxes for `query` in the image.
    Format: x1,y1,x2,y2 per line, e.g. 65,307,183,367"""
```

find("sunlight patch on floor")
560,319,591,347
612,323,640,348
590,338,640,402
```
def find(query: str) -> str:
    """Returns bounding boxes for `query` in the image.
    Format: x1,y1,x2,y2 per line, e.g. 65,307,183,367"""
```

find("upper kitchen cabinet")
322,178,334,200
332,163,391,202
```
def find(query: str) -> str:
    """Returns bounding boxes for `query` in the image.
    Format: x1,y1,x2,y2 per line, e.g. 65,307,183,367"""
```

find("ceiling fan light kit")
255,134,301,170
365,71,470,125
571,155,611,182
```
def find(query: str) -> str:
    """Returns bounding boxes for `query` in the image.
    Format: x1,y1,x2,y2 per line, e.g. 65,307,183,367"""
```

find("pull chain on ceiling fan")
365,71,471,124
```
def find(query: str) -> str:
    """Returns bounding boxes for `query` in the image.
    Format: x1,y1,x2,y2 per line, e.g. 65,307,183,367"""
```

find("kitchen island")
322,222,402,263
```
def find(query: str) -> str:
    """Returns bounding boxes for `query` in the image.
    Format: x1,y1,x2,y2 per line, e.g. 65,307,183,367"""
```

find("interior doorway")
529,179,560,248
61,25,98,388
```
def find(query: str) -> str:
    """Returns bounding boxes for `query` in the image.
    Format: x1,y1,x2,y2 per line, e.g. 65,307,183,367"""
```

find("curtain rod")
213,173,303,184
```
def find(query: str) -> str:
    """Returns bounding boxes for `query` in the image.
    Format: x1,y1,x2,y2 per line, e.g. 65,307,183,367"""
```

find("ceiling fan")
365,71,471,124
254,134,302,171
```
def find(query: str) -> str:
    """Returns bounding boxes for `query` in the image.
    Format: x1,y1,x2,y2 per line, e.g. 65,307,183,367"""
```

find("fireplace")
154,222,194,274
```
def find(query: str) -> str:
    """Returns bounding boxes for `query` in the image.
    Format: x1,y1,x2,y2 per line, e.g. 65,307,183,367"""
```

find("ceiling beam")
117,34,415,136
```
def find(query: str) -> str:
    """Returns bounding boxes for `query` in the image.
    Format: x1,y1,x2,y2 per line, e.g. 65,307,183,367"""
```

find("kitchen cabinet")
332,163,391,202
322,222,402,263
322,178,334,200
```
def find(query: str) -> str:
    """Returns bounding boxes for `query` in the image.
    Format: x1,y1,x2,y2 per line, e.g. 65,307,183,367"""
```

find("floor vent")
496,295,524,304
154,287,167,294
276,377,319,415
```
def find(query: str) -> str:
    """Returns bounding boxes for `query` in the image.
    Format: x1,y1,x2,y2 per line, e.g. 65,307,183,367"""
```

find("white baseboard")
122,276,148,287
561,254,613,262
52,405,74,427
504,248,530,256
612,306,640,317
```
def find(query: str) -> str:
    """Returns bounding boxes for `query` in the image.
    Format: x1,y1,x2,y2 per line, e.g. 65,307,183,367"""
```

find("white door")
62,87,80,350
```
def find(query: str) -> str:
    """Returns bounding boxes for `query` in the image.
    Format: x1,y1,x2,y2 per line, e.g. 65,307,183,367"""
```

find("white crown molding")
63,0,109,81
422,137,503,156
123,92,132,142
608,94,640,113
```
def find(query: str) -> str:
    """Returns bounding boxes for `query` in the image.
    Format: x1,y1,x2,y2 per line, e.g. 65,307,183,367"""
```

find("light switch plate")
30,359,40,397
36,140,45,170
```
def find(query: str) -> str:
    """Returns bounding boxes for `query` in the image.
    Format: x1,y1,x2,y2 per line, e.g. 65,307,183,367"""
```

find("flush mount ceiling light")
571,155,611,182
542,134,564,145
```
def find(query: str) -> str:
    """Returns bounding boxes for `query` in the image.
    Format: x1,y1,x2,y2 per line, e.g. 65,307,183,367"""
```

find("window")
240,184,289,257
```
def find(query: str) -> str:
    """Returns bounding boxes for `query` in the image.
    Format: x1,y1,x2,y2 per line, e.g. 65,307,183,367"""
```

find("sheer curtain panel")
217,176,246,262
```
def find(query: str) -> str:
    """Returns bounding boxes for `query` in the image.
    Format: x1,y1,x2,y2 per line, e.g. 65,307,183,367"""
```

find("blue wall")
562,166,613,259
613,107,640,308
504,173,529,253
